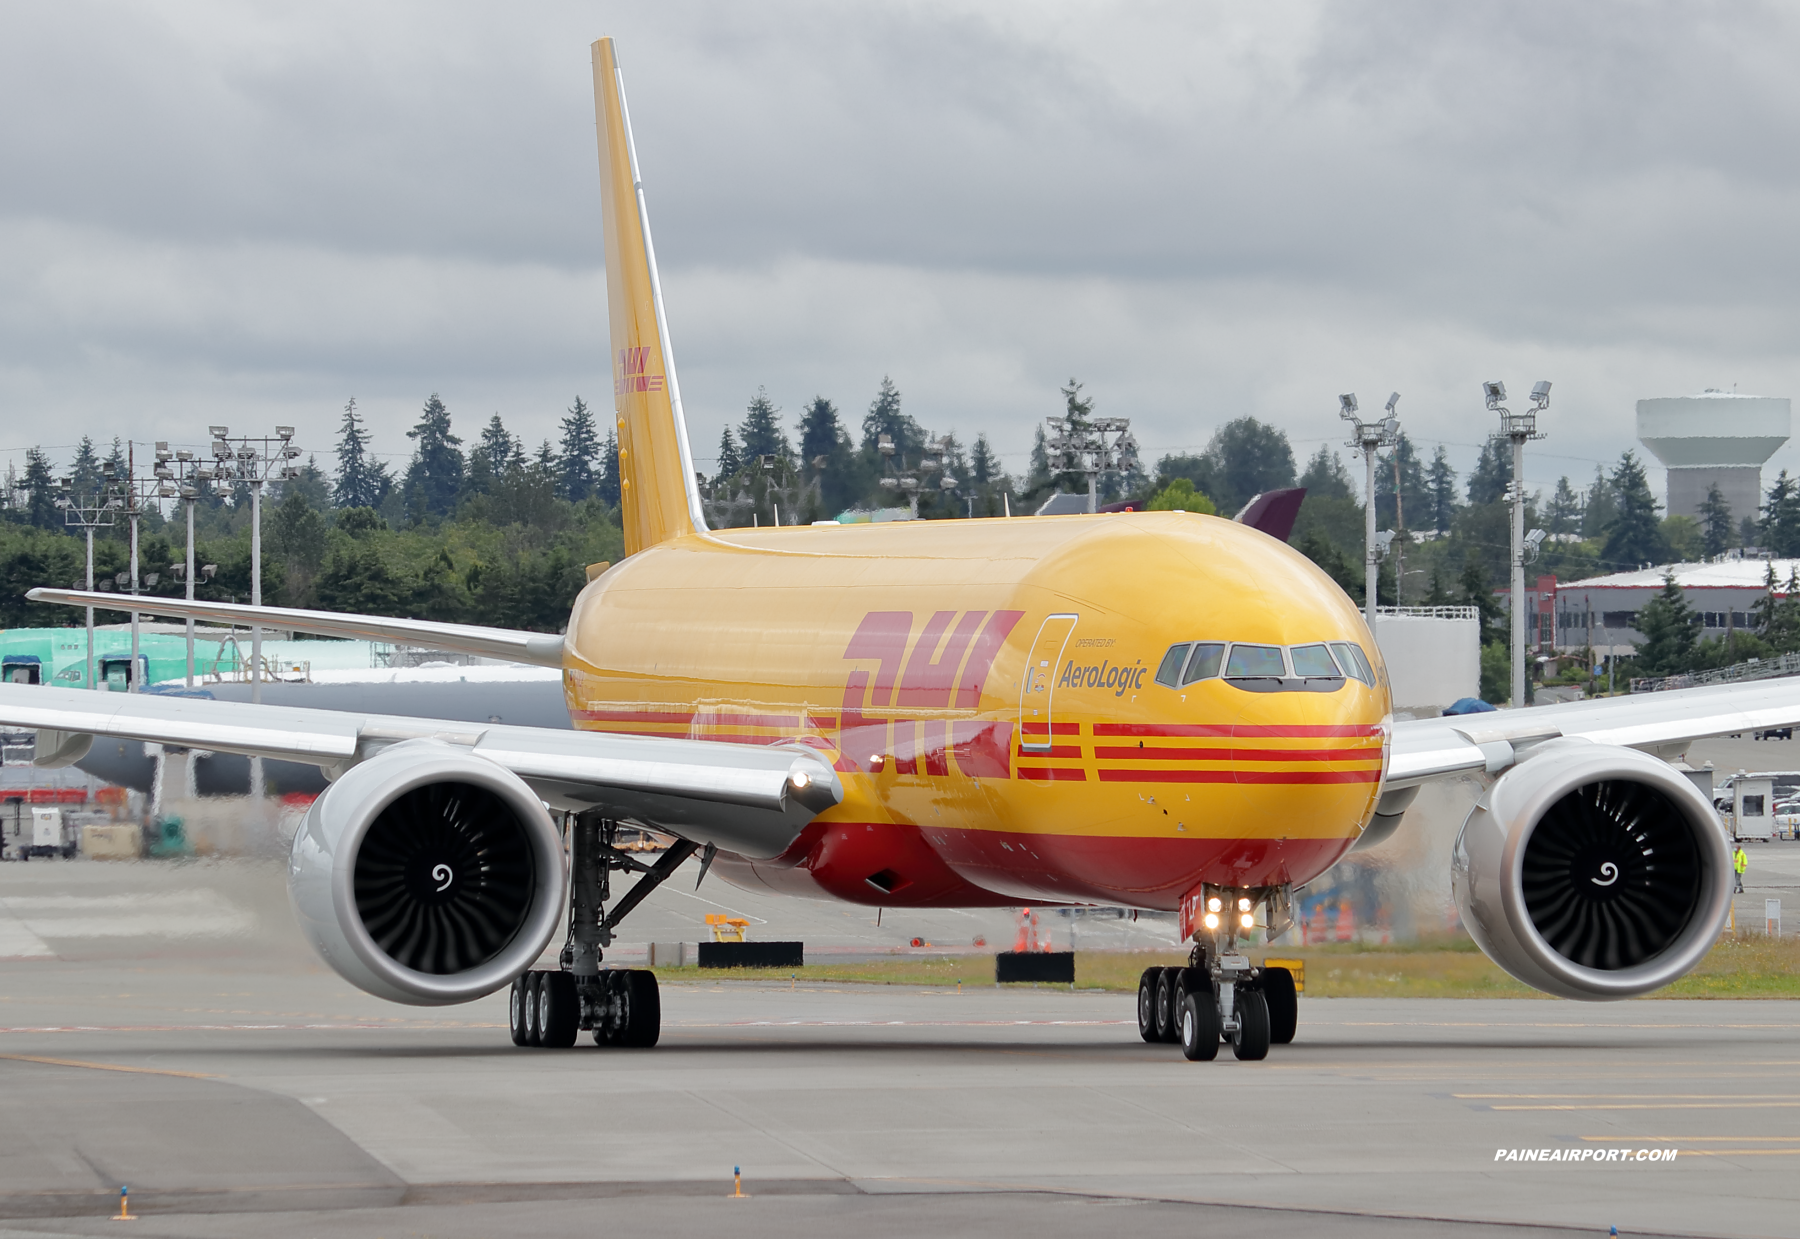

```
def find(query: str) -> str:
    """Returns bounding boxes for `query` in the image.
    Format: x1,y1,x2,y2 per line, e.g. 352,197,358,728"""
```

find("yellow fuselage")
563,510,1389,910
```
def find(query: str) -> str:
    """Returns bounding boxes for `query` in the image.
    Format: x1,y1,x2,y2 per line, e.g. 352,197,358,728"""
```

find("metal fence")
1630,649,1800,694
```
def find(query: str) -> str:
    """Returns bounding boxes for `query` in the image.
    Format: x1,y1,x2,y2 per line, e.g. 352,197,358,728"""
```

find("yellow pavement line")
1492,1102,1800,1111
1583,1135,1800,1141
0,1053,217,1079
1457,1093,1799,1100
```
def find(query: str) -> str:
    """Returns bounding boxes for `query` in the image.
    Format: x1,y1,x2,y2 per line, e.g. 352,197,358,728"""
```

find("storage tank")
1636,391,1790,523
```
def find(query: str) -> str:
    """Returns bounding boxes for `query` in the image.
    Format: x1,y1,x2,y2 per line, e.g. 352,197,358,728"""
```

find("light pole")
1339,392,1401,631
1045,417,1139,513
153,442,207,687
1485,380,1551,708
207,425,301,800
52,479,118,691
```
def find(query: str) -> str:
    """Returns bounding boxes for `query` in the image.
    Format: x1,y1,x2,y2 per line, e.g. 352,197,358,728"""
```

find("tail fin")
592,38,708,555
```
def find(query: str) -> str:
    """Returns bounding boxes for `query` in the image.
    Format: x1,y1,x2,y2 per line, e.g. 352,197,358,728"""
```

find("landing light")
1240,913,1255,930
790,770,812,791
1237,897,1251,912
1203,912,1220,930
1207,897,1222,913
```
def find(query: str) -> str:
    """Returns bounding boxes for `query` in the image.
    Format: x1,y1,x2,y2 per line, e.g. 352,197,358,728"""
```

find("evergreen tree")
1466,438,1512,505
1425,446,1459,533
1047,378,1097,494
1027,426,1052,494
1633,572,1700,677
479,413,519,475
1460,562,1505,638
797,396,856,514
597,427,621,508
1544,475,1583,535
1602,451,1668,568
1760,470,1800,556
1699,482,1735,558
970,434,999,485
70,437,101,503
1581,465,1618,538
1299,445,1353,501
22,447,57,530
1753,565,1800,653
102,437,127,486
402,393,465,521
333,398,391,510
738,388,790,462
558,396,601,502
861,376,923,467
1374,433,1428,530
714,427,742,486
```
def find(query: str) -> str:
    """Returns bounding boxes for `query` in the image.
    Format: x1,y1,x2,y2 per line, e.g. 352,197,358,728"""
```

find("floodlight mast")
1487,380,1551,707
1339,392,1401,631
54,477,117,691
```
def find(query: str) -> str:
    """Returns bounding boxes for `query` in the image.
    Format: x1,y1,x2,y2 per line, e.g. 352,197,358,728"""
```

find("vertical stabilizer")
592,38,708,554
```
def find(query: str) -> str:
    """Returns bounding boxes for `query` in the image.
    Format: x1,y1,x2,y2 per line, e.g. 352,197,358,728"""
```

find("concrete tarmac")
1,860,1798,1237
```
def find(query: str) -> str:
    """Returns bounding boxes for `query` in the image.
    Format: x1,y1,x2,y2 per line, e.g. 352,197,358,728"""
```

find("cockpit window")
1329,641,1376,686
1181,642,1225,684
1289,644,1342,679
1224,644,1286,678
1153,639,1375,693
1154,644,1191,688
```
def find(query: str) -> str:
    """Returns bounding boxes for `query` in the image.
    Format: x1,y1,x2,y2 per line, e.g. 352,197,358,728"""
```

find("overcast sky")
6,1,1800,508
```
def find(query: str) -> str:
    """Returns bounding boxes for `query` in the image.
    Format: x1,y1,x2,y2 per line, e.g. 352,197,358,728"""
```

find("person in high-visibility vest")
1733,845,1749,894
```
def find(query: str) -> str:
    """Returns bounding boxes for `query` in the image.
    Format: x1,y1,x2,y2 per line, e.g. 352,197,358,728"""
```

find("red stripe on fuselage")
1093,745,1380,762
1017,767,1087,781
1096,768,1379,784
1092,723,1382,738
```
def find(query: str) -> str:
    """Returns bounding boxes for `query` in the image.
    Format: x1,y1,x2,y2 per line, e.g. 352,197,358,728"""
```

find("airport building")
1525,558,1795,654
1636,390,1790,523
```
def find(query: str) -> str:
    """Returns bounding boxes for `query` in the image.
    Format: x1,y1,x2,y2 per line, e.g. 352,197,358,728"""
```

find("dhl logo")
615,346,666,395
838,610,1023,778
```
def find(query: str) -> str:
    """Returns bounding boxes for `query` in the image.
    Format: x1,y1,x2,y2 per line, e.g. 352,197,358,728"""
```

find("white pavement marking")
0,890,254,940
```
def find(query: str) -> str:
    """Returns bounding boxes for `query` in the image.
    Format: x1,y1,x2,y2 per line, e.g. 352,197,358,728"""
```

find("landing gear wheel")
1136,968,1161,1043
538,971,579,1048
619,969,661,1047
521,971,543,1046
1178,993,1220,1061
1260,966,1297,1045
1154,967,1181,1043
508,973,531,1046
1232,989,1270,1061
1172,966,1206,1035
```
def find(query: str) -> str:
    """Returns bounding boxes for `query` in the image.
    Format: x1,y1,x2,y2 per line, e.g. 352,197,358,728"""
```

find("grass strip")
647,933,1800,998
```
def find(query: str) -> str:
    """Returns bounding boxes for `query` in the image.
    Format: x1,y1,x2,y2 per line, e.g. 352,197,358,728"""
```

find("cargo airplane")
0,38,1779,1061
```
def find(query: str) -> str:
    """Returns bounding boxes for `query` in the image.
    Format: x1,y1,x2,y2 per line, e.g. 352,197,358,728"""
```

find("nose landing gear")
1151,886,1296,1063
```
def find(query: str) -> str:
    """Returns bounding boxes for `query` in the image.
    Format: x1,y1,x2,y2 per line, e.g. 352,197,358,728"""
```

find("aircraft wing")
0,683,840,861
1388,678,1800,786
25,588,564,669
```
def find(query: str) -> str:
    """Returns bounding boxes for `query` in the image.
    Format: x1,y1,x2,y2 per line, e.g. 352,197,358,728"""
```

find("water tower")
1636,391,1790,524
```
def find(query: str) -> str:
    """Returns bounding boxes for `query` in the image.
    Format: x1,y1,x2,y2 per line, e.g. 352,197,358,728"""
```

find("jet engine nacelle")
288,740,565,1005
1452,739,1732,1001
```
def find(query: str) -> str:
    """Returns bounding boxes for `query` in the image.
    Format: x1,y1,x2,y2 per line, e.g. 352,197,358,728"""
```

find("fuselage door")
1018,613,1078,753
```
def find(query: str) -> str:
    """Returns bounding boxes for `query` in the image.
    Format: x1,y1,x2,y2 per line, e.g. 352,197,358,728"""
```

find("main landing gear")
508,813,696,1050
1136,892,1298,1063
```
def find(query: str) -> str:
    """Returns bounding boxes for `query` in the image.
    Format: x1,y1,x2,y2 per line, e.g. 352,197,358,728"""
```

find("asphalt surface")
0,859,1796,1238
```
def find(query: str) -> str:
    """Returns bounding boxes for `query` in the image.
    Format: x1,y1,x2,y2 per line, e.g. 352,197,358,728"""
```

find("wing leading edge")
0,684,839,861
1388,678,1800,786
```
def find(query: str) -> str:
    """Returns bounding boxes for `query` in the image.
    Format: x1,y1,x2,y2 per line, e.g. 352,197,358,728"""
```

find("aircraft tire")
1136,968,1161,1042
521,971,543,1046
1178,993,1219,1061
1260,966,1298,1045
619,969,661,1048
538,971,580,1048
508,973,531,1046
1232,990,1270,1061
1154,967,1181,1043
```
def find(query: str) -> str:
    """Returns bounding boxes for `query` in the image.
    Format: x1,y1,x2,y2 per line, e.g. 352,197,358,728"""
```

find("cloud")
4,0,1800,501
